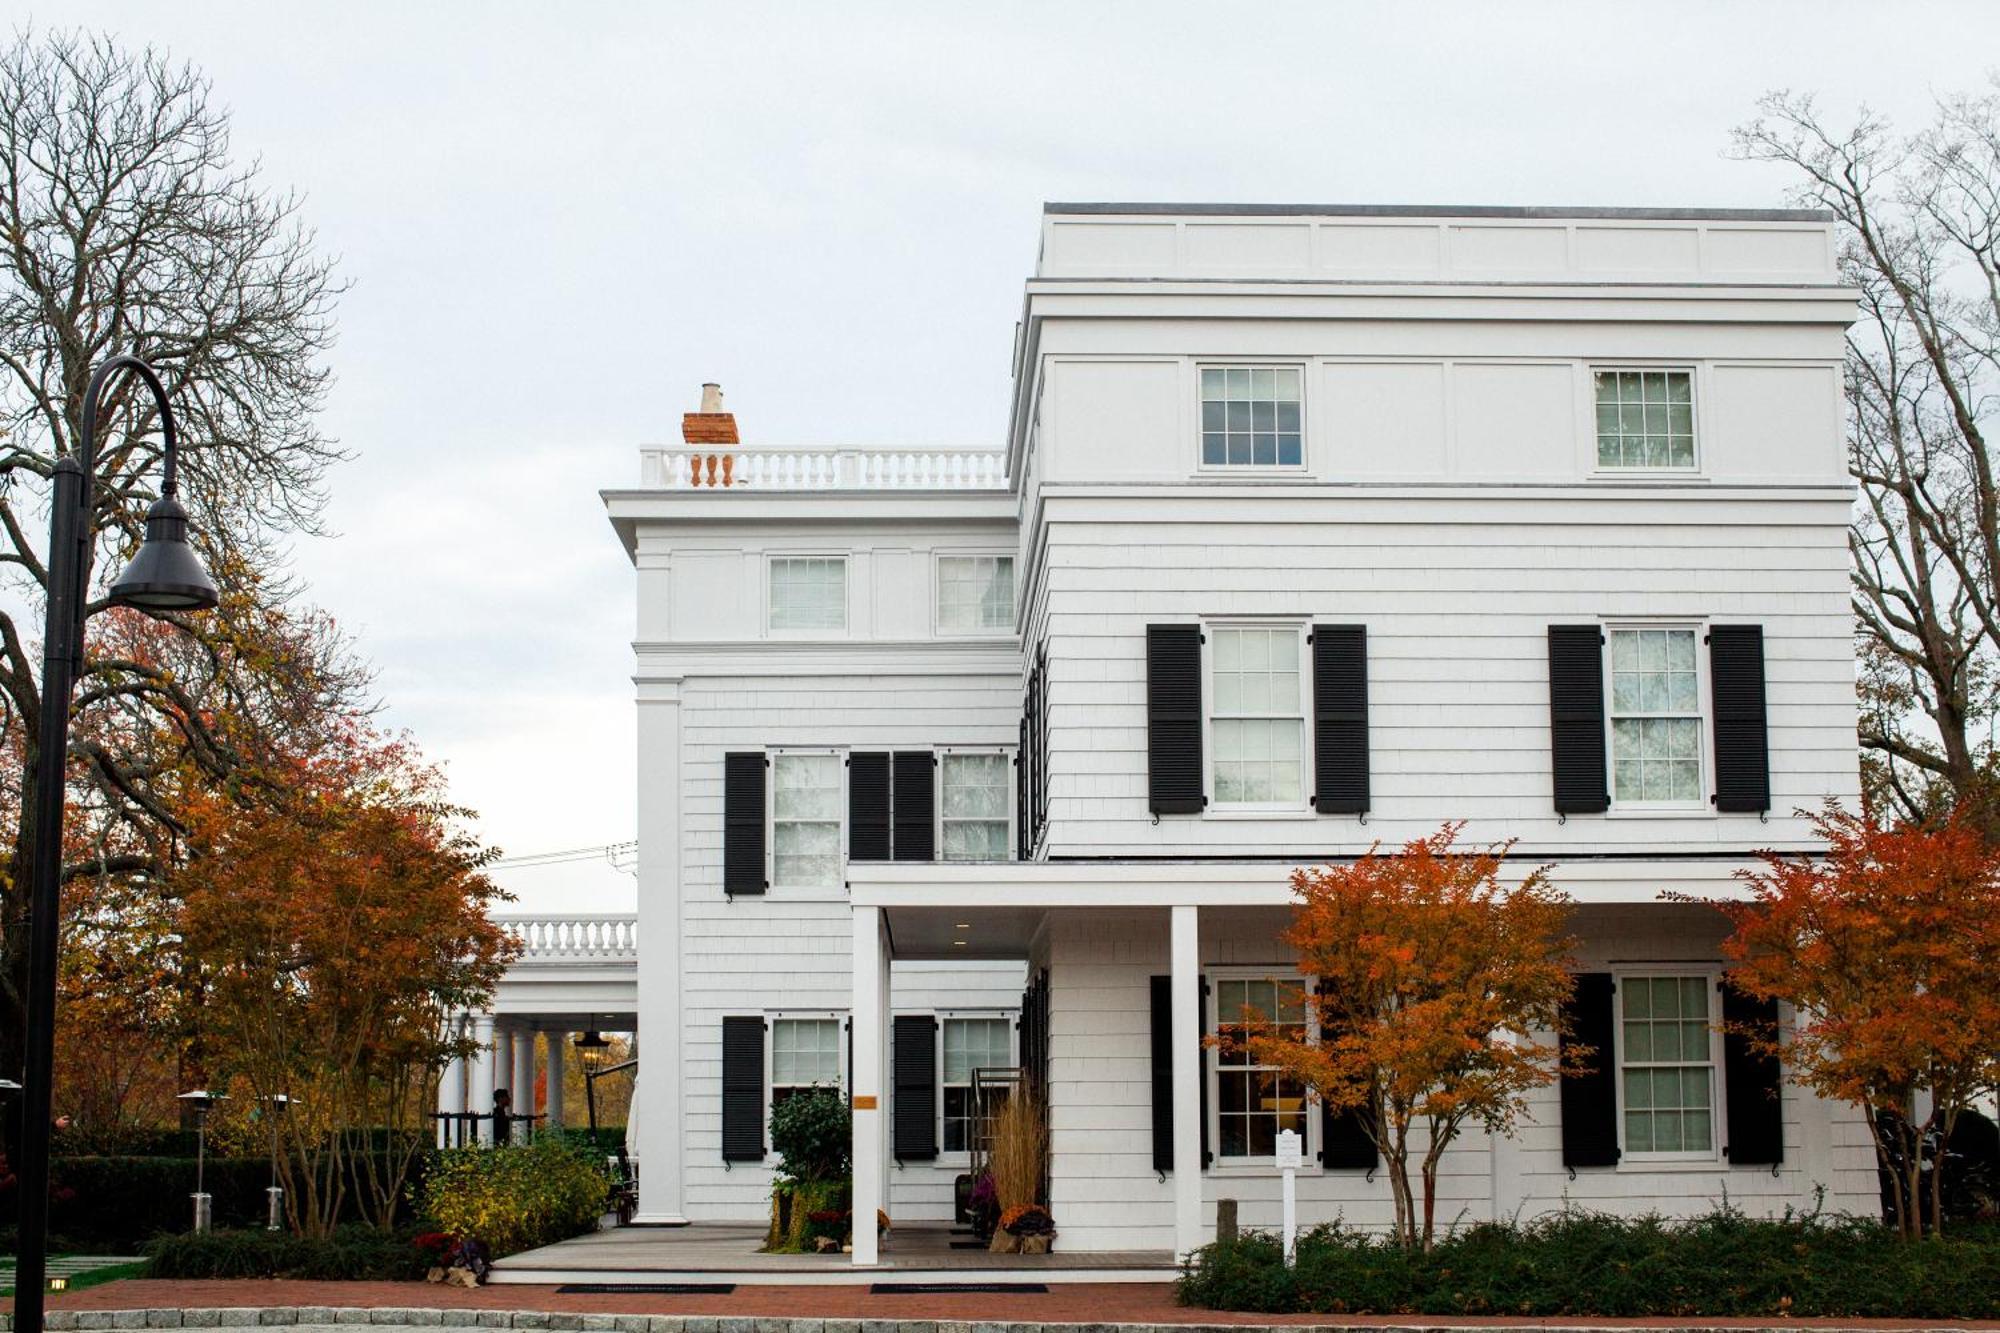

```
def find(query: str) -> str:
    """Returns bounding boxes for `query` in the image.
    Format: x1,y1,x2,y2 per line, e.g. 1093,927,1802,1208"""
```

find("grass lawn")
0,1260,151,1299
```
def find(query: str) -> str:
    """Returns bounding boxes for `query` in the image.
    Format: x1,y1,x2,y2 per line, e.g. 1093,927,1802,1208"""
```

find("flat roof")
1045,201,1833,223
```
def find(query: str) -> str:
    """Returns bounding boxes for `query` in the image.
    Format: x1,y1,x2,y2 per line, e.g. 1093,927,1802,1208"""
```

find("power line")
492,840,637,869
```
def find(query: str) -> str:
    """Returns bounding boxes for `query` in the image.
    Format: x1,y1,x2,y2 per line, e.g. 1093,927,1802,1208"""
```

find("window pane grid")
772,1017,842,1101
942,1017,1011,1152
937,556,1015,632
1211,628,1305,805
1621,976,1714,1154
770,557,847,631
773,753,842,887
1595,370,1694,469
1214,979,1308,1159
941,752,1010,862
1201,366,1303,467
1609,628,1702,804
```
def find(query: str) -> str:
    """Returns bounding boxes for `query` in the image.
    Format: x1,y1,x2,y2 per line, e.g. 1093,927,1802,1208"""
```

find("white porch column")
850,904,889,1266
514,1028,537,1132
471,1013,498,1145
1171,904,1203,1261
495,1025,516,1100
631,677,687,1222
545,1031,566,1131
438,1013,467,1148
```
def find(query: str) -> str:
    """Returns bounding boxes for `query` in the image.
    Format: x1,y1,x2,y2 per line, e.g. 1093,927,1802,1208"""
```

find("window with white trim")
1211,976,1309,1159
1594,369,1695,470
1208,625,1308,808
768,556,847,632
1617,975,1718,1157
940,1016,1012,1153
1201,367,1302,467
770,1015,843,1109
939,750,1011,861
770,751,842,888
937,555,1014,633
1608,627,1704,806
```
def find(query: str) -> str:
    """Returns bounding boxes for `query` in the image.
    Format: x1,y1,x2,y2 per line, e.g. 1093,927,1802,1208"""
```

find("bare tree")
1736,88,2000,828
0,31,356,1087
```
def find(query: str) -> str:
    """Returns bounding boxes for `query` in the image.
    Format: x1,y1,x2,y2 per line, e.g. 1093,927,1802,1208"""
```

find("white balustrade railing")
640,447,1010,491
497,913,638,960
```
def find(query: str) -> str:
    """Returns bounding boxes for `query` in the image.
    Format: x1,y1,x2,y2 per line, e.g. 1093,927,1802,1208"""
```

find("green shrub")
143,1225,431,1281
769,1087,848,1184
419,1136,608,1258
1178,1207,2000,1318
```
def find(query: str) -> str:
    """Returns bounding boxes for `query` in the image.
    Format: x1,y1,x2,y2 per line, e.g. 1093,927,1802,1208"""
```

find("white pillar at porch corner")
850,904,889,1266
437,1013,467,1148
544,1030,566,1131
630,676,687,1222
514,1028,537,1131
1171,904,1203,1262
471,1013,498,1145
494,1023,516,1103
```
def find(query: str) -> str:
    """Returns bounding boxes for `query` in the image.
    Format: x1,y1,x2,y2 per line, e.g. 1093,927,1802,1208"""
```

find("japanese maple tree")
1224,823,1577,1251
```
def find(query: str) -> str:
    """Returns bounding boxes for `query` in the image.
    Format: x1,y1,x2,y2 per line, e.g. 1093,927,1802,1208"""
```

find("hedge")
144,1225,435,1281
1177,1207,2000,1318
419,1137,608,1258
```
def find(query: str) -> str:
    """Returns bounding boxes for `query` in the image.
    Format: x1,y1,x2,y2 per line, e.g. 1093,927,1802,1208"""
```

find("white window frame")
1195,362,1309,474
936,746,1016,862
765,1011,848,1157
1588,365,1702,477
937,1010,1018,1160
765,553,850,637
1612,969,1724,1166
1203,621,1314,815
1207,969,1316,1167
1602,621,1713,815
766,747,847,891
933,552,1017,637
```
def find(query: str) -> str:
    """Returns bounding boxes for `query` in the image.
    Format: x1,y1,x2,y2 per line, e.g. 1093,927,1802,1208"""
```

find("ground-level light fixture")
178,1089,226,1235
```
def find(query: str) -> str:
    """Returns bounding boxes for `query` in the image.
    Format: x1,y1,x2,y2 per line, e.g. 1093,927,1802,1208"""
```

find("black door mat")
870,1282,1049,1294
556,1283,737,1294
948,1240,990,1248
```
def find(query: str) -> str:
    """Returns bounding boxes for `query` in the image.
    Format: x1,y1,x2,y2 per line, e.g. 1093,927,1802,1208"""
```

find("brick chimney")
682,382,739,445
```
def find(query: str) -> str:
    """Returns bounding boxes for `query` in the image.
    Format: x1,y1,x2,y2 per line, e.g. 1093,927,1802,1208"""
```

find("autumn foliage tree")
175,726,516,1237
1698,801,2000,1239
1223,824,1576,1251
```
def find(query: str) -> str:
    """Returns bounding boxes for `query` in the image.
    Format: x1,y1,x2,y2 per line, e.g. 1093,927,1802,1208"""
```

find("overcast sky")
31,0,2000,913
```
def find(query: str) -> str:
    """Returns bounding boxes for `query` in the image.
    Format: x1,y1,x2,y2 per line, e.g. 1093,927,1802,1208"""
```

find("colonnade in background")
434,1013,569,1146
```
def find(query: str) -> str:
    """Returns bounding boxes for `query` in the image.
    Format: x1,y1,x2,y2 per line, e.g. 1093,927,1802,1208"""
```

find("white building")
591,203,1874,1265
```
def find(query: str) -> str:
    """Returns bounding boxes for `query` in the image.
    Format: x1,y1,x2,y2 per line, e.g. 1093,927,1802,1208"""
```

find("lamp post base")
266,1186,284,1231
192,1192,212,1234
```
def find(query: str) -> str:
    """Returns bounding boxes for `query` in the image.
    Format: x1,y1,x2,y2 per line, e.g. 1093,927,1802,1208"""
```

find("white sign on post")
1274,1127,1304,1265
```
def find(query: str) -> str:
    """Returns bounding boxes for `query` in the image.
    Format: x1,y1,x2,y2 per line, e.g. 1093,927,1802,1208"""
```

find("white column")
514,1028,537,1133
471,1013,498,1145
1171,904,1203,1261
631,677,688,1222
545,1031,566,1131
438,1013,467,1148
850,904,888,1266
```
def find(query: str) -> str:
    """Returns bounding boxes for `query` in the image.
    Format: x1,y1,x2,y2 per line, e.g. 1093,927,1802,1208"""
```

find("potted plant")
985,1090,1054,1253
999,1203,1056,1255
763,1087,851,1253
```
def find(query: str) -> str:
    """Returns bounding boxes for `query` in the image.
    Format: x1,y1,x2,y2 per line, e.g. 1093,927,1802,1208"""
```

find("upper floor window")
941,1015,1013,1152
769,556,847,632
1594,369,1695,470
937,555,1015,633
1209,625,1307,808
940,750,1011,860
1201,367,1302,468
1618,975,1717,1158
771,750,842,888
1212,976,1309,1159
1608,627,1703,806
771,1015,843,1107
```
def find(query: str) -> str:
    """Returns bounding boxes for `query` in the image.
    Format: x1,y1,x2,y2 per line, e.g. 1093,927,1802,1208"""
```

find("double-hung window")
1201,367,1303,468
770,751,842,888
769,556,847,632
1594,369,1695,470
770,1016,843,1109
939,750,1012,861
940,1016,1013,1153
1607,626,1704,807
1209,625,1308,809
1212,976,1310,1160
937,555,1015,634
1617,975,1718,1158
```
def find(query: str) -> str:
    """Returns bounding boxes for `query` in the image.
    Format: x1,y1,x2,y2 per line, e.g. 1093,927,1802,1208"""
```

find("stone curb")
4,1316,1987,1333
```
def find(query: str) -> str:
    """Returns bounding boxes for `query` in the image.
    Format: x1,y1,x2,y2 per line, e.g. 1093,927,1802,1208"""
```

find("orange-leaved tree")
1694,800,2000,1239
1224,823,1576,1251
176,722,517,1235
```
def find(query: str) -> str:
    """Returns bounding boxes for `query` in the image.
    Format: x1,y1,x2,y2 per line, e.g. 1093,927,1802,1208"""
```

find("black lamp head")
574,1030,610,1067
109,493,219,613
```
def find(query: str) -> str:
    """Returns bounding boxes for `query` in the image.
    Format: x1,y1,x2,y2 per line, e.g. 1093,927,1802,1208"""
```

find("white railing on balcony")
640,447,1010,491
497,913,638,961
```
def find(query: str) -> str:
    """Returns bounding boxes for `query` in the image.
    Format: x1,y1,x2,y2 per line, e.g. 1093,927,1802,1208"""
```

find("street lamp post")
575,1030,610,1149
262,1093,292,1230
14,354,218,1333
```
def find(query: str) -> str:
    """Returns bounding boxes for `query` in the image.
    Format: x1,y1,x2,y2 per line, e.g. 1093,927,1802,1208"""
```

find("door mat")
869,1282,1049,1294
555,1283,737,1294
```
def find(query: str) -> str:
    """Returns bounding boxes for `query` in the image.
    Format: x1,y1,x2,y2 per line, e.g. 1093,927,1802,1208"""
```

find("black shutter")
892,751,935,861
1149,975,1174,1172
1147,625,1204,814
1315,982,1378,1168
892,1014,939,1161
1559,973,1620,1168
849,752,891,861
1015,723,1029,862
1312,624,1370,815
721,1016,765,1162
1710,626,1771,814
1721,982,1783,1166
723,753,767,894
1548,627,1610,815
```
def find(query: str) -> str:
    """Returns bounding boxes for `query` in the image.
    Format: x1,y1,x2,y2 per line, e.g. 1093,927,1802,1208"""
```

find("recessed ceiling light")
955,922,972,929
953,939,967,947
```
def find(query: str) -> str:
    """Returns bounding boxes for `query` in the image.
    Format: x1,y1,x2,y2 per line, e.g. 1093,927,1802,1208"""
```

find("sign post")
1274,1127,1304,1265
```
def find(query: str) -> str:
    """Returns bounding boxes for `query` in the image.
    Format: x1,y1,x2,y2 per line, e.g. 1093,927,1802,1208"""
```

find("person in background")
492,1088,512,1146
